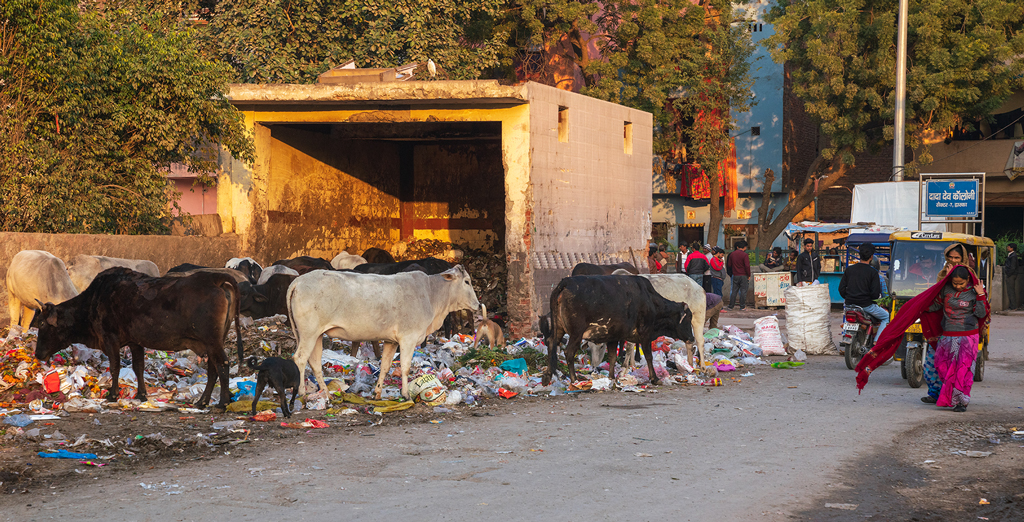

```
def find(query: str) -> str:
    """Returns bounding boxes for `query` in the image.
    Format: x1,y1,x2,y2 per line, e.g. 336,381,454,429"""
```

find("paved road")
4,315,1021,521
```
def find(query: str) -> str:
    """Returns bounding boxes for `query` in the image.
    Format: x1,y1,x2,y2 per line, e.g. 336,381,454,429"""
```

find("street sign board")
925,180,979,217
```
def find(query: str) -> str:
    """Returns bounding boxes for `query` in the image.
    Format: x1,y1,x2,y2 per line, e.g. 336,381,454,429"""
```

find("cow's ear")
442,272,457,281
253,293,268,303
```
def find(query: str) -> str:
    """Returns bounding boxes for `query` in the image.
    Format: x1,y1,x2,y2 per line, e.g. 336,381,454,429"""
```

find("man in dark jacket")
1005,243,1021,310
727,240,751,310
796,238,821,285
839,243,888,343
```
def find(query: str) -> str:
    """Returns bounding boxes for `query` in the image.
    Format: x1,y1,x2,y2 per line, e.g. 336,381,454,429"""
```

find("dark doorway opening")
985,206,1023,240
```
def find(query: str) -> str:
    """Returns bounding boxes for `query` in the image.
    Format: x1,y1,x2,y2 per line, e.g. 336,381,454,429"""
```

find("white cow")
6,250,79,330
256,264,299,285
330,251,367,270
66,254,160,293
613,270,707,366
288,265,480,398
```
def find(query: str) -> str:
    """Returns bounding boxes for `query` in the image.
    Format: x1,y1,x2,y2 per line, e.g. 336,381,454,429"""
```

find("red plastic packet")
498,388,518,399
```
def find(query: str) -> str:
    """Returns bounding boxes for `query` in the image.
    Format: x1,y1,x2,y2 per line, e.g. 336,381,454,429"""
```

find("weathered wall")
0,232,239,327
525,82,653,317
262,125,402,263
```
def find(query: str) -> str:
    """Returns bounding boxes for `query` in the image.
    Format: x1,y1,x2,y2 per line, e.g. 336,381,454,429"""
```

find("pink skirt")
933,334,978,407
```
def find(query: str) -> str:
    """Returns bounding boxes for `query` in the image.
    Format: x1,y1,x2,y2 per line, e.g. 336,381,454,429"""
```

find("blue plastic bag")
233,381,257,401
38,449,98,459
3,414,32,427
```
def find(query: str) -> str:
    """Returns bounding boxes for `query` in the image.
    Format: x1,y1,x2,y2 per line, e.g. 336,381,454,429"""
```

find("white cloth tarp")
1006,141,1024,181
784,284,839,355
851,182,945,231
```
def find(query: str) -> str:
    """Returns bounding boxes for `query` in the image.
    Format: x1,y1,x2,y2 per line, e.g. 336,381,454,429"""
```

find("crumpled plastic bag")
305,390,328,410
63,398,105,413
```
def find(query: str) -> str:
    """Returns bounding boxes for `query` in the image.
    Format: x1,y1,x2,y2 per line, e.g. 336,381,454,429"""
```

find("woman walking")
926,265,989,411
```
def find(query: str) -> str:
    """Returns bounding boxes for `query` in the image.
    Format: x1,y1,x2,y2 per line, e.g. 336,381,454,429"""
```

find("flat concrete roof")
226,80,529,107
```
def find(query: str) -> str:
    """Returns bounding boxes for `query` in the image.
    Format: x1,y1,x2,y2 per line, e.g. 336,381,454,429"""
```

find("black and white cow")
226,257,263,284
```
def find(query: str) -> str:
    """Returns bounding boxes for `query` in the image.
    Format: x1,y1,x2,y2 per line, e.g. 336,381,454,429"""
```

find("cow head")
442,265,480,313
33,301,76,361
236,281,270,318
672,302,695,343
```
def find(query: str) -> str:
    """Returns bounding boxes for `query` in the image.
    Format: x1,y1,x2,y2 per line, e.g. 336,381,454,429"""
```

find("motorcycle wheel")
906,344,925,389
845,332,864,370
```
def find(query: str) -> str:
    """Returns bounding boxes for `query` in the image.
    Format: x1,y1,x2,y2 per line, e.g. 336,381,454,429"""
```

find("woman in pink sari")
926,265,989,411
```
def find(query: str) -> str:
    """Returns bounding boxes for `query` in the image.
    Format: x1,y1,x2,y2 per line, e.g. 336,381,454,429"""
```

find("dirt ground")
798,413,1024,521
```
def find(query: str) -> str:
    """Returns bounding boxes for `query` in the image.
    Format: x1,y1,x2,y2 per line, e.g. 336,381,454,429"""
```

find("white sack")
784,285,839,355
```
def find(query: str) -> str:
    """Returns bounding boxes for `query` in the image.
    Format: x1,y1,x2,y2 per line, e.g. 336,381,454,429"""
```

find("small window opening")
558,106,569,143
624,122,633,154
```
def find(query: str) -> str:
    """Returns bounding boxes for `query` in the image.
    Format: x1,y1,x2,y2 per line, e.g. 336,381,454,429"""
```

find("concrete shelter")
219,80,653,335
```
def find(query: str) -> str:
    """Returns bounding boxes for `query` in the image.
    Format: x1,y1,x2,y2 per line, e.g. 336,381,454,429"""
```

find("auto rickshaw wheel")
974,344,986,382
906,344,925,389
898,338,909,379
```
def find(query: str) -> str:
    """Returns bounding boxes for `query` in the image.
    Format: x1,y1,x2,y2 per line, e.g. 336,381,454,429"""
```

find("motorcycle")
841,305,882,370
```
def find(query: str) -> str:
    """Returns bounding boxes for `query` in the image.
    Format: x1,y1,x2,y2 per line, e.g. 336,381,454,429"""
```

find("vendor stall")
783,222,902,304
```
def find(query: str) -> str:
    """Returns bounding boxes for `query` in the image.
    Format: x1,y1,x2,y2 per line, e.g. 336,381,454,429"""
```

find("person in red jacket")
727,241,751,310
684,241,710,287
709,247,726,296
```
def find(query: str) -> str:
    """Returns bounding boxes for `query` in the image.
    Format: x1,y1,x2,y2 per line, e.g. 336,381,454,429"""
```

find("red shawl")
854,267,988,392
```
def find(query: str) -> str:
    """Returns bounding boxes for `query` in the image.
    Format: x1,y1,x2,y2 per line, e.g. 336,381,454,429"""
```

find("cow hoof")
650,378,661,386
211,404,227,413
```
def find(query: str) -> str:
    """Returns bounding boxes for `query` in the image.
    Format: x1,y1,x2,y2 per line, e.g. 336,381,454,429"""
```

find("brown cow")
33,268,243,409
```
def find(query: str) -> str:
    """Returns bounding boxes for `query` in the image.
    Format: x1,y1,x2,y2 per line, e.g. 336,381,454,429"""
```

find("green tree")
756,0,1024,251
0,0,254,234
206,0,508,84
496,0,755,247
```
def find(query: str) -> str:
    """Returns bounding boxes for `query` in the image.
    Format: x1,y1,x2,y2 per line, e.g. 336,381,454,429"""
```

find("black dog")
246,356,301,418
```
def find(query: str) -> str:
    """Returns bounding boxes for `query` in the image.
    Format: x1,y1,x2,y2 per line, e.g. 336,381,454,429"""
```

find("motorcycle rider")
839,243,889,344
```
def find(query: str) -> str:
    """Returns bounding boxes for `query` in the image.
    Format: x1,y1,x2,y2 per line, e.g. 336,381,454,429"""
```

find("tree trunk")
753,152,852,253
708,166,722,247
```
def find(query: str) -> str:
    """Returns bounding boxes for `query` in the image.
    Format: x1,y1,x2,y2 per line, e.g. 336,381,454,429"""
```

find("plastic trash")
770,361,805,369
3,414,33,427
499,358,528,376
793,349,807,361
38,449,97,459
591,377,612,391
549,380,566,396
211,420,245,430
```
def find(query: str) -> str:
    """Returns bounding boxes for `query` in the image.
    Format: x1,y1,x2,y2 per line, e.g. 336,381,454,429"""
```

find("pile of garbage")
390,239,508,322
1,312,808,422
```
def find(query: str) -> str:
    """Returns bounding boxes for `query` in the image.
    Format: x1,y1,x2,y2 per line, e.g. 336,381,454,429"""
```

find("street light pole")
892,0,909,182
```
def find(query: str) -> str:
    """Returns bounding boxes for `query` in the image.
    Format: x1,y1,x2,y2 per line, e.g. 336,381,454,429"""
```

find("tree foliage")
756,0,1024,250
206,0,508,83
495,1,755,246
0,0,253,234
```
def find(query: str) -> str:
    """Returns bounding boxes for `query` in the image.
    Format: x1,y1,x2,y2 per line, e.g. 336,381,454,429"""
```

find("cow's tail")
286,278,300,353
545,280,566,384
227,279,244,367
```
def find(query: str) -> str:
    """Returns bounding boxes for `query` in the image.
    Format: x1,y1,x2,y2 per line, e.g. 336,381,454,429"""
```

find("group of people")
854,242,990,412
647,239,756,314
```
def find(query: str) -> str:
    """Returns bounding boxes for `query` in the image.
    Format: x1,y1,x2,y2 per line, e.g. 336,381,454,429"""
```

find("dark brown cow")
33,267,244,409
571,262,639,276
272,256,334,275
361,247,396,264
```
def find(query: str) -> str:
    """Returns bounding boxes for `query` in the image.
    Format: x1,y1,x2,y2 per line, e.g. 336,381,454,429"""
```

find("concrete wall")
525,83,653,316
0,232,239,327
